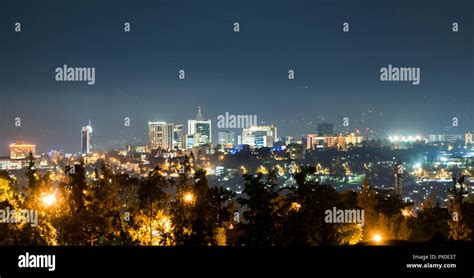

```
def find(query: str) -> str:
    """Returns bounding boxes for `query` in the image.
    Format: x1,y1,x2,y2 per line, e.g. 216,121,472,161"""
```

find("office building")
173,124,185,150
242,125,278,148
10,142,36,159
305,134,325,149
81,120,93,154
428,134,463,143
187,106,212,146
465,132,473,146
218,131,235,148
148,122,175,150
287,143,305,160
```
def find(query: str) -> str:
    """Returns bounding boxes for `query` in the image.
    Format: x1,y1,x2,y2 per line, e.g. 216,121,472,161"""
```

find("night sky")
0,0,472,154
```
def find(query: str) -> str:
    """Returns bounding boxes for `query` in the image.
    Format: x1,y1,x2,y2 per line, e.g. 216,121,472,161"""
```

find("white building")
465,132,473,146
241,125,278,148
187,106,212,148
428,134,463,143
173,124,185,150
148,122,175,150
306,134,325,149
81,120,93,154
218,131,235,148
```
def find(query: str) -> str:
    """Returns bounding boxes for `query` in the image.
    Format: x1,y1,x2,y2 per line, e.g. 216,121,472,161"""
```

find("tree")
357,177,378,240
129,209,173,246
25,152,39,192
0,172,23,245
357,177,411,241
171,168,224,246
55,162,90,245
187,169,215,245
280,166,341,245
20,158,56,245
170,157,195,245
447,176,471,240
84,163,125,245
237,171,281,246
209,187,235,226
67,163,87,214
135,166,169,245
410,203,450,241
337,224,363,245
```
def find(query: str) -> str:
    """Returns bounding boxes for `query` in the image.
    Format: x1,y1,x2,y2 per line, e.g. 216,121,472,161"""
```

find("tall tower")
465,132,473,146
81,119,93,154
394,163,403,195
187,106,212,147
148,122,175,150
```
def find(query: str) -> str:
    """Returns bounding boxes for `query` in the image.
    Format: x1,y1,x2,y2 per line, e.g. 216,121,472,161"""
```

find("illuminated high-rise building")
394,163,404,195
324,135,346,149
428,134,463,143
242,125,278,148
186,134,195,150
148,122,175,150
344,133,365,146
218,131,235,148
305,134,325,149
10,142,36,159
287,143,305,160
173,124,185,150
187,106,212,147
81,120,93,154
465,132,473,146
307,133,365,150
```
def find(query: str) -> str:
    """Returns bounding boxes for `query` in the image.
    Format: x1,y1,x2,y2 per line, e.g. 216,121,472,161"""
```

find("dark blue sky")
0,0,473,154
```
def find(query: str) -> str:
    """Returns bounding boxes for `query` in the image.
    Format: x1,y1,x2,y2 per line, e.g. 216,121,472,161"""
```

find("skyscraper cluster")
147,107,212,152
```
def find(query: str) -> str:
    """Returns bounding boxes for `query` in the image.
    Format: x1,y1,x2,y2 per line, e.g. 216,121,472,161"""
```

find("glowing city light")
372,234,382,243
41,193,57,207
290,202,301,212
388,135,424,143
183,192,195,204
401,208,412,217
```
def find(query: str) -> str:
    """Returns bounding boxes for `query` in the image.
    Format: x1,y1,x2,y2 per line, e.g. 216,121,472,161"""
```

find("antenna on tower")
196,106,204,121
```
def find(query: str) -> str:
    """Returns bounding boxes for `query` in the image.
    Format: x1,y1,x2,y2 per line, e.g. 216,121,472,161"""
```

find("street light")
290,202,301,212
41,192,57,207
183,192,195,204
372,233,382,244
401,208,412,218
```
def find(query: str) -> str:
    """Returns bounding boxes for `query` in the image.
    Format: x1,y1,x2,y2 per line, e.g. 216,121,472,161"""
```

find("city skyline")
1,107,474,155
